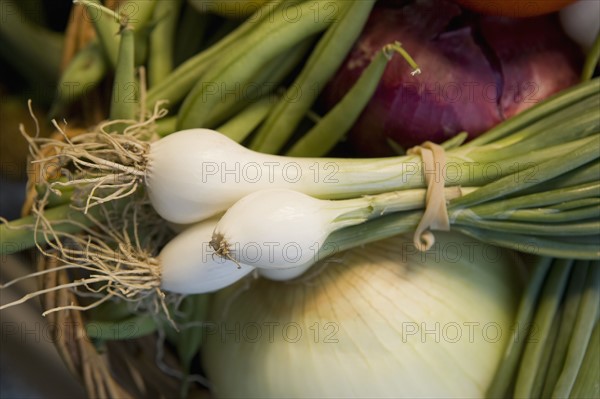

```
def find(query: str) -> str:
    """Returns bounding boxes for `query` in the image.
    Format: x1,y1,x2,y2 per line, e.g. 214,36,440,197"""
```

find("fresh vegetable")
110,23,136,121
76,0,156,68
211,146,600,271
17,76,595,231
203,232,522,398
249,0,377,154
145,0,290,109
0,212,255,317
582,33,600,81
1,1,598,397
452,0,577,17
4,77,596,312
488,257,600,398
160,218,255,294
148,0,181,87
4,76,597,262
189,0,269,18
177,0,341,130
145,128,461,224
323,0,582,155
210,187,466,268
285,42,421,157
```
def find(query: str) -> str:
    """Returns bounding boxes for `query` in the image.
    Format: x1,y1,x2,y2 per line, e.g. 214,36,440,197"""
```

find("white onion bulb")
159,218,255,294
211,189,370,269
203,231,521,398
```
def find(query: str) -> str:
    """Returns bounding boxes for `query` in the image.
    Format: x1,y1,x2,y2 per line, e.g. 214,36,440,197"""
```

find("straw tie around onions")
407,141,450,251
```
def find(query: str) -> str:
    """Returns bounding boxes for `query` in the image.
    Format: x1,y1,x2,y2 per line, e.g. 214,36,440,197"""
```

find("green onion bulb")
160,218,255,294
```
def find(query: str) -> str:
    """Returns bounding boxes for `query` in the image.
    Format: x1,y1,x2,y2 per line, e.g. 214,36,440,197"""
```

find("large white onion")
202,231,521,398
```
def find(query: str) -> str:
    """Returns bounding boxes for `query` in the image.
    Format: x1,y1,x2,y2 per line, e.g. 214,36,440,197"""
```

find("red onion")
323,0,583,156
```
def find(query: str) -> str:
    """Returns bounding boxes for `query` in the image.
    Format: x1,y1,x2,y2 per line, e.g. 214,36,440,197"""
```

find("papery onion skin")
203,232,522,398
477,15,584,118
323,0,582,156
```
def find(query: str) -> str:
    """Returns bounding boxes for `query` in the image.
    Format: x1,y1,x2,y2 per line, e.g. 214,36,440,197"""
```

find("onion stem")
317,174,600,261
581,29,600,81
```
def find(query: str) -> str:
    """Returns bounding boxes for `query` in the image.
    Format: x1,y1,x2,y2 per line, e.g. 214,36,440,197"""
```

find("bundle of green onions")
3,77,598,261
0,68,598,399
1,0,599,397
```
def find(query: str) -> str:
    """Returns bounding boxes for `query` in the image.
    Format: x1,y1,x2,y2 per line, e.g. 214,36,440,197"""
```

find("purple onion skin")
323,0,583,156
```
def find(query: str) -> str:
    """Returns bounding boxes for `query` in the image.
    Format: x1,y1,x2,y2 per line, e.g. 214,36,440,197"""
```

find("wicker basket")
23,3,194,397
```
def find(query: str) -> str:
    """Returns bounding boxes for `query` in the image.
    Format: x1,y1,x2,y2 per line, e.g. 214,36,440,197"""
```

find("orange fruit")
452,0,577,17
